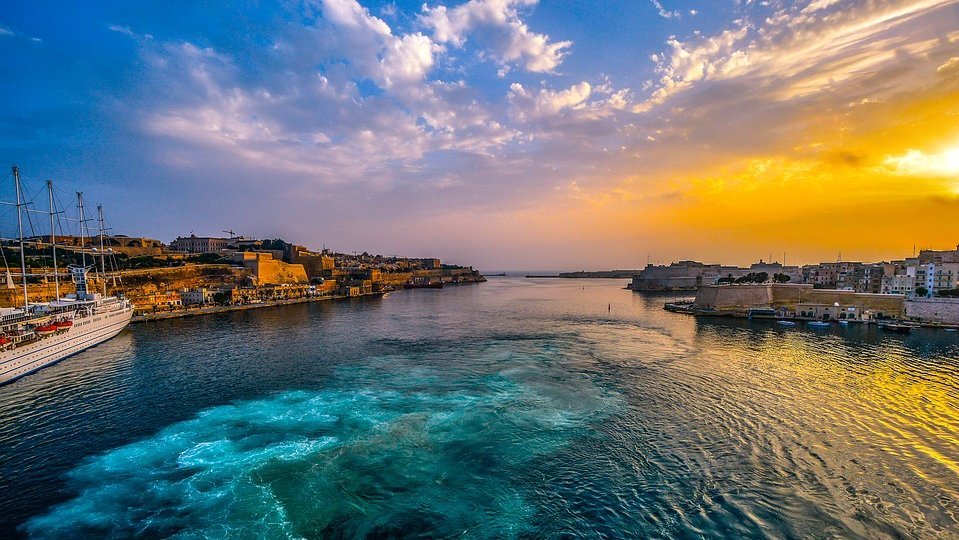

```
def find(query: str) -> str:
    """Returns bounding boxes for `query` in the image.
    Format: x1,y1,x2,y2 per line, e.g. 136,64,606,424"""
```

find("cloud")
420,0,572,73
508,81,591,121
0,26,14,36
650,0,680,20
938,56,959,73
317,0,440,89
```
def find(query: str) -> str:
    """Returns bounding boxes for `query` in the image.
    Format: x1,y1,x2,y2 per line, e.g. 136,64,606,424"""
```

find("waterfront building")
136,291,182,313
181,288,216,306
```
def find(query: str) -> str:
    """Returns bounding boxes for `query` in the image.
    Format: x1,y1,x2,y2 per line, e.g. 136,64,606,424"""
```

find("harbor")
3,278,958,538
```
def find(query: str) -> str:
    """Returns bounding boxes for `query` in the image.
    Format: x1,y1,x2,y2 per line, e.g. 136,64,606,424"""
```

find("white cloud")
317,0,439,89
640,0,959,110
321,0,391,35
508,81,591,121
0,27,14,36
420,0,572,73
650,0,680,20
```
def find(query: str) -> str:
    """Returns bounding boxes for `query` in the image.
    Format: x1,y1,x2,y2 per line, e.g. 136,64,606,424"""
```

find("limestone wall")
0,264,248,308
905,298,959,324
694,284,779,309
694,283,904,316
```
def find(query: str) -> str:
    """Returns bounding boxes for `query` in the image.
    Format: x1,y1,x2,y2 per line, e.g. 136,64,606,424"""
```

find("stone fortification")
234,252,308,285
693,283,905,317
904,298,959,325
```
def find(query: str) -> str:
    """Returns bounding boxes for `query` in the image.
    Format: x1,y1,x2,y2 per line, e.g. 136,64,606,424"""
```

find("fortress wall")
905,298,959,324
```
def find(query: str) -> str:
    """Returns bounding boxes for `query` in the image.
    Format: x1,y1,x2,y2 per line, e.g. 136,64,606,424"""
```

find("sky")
1,0,958,270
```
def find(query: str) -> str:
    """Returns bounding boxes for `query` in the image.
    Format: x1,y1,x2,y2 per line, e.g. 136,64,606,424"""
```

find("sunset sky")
2,0,958,269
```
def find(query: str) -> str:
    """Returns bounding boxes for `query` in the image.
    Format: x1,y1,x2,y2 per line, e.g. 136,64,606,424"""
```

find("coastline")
131,292,385,323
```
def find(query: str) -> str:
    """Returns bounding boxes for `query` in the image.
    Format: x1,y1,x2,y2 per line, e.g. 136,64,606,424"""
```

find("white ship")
0,166,134,385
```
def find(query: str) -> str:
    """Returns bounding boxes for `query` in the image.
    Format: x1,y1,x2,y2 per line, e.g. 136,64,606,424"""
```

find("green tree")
915,286,929,297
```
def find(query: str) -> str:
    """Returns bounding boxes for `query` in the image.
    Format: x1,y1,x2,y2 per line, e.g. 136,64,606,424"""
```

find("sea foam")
25,346,618,538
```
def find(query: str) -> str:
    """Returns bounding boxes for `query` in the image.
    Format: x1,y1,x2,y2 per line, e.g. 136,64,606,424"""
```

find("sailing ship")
0,166,134,386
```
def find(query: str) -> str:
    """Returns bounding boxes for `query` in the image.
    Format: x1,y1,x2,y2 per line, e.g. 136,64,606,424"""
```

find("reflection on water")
1,279,957,538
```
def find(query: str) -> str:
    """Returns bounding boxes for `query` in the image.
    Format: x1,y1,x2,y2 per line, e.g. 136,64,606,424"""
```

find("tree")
915,286,929,297
773,273,791,283
212,291,231,305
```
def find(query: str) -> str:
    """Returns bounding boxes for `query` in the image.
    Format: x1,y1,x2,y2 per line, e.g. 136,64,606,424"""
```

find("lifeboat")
35,324,58,337
0,336,11,348
54,320,73,332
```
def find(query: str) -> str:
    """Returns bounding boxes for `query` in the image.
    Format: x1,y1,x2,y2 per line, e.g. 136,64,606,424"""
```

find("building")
630,261,724,290
853,264,885,294
802,261,862,289
881,260,917,295
170,234,231,253
181,288,216,306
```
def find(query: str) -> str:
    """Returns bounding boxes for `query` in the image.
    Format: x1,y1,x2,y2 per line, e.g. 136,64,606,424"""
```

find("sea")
1,277,957,538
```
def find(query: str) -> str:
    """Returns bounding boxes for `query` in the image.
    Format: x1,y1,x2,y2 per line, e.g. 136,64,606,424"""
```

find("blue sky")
2,1,958,268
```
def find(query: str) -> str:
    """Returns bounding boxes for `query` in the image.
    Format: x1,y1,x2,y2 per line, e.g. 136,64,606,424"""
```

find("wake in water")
25,342,620,538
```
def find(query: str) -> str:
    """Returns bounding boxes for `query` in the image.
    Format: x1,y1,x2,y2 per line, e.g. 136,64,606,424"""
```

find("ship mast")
12,166,29,310
97,204,106,295
47,180,60,299
77,192,86,268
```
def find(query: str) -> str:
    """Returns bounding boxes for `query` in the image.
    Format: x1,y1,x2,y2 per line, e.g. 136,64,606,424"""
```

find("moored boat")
879,322,915,334
776,320,797,327
808,321,831,328
404,280,443,289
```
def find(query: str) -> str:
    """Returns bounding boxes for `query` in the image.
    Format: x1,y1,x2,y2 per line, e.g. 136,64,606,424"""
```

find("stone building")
170,234,230,253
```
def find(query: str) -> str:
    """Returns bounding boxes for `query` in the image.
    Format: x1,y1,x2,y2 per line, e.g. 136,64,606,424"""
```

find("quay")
132,292,384,323
657,283,959,330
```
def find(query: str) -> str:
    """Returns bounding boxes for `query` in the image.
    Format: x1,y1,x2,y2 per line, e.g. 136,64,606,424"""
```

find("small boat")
34,324,58,337
54,320,73,332
807,321,831,328
0,336,11,349
879,322,915,334
747,307,777,319
664,302,693,313
776,320,797,327
838,320,850,326
946,328,958,333
404,280,443,289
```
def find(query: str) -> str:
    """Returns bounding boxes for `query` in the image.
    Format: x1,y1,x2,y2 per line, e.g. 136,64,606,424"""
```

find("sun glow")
883,145,959,177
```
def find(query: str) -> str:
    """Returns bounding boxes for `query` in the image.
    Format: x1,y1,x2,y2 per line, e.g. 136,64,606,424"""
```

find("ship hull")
0,306,133,386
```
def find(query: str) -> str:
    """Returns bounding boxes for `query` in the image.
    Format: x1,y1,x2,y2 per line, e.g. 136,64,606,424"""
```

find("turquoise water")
1,278,958,538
